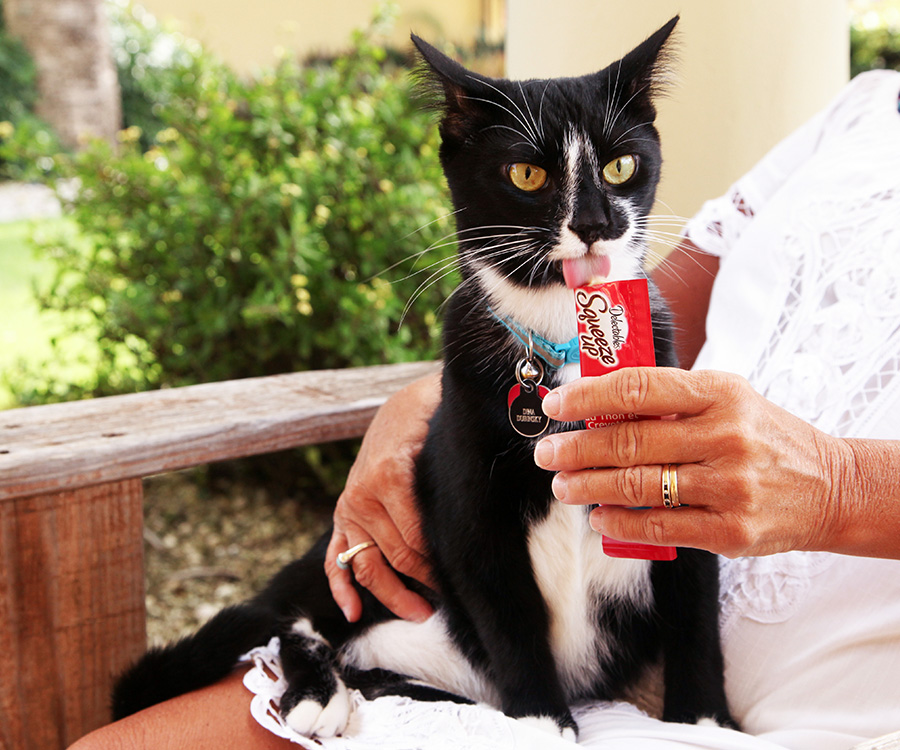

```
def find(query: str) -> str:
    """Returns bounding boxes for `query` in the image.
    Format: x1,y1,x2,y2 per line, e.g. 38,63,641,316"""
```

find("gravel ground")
142,472,332,647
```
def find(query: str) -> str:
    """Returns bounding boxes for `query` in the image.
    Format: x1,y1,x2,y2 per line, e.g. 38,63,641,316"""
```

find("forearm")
650,238,719,369
828,438,900,559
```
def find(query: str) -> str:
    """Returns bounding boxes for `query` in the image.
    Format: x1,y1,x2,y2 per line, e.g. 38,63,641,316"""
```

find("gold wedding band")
661,464,682,509
336,541,378,570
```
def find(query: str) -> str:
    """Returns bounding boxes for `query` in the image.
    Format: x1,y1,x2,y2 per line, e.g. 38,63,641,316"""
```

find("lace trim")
718,552,836,636
745,184,900,437
686,75,900,439
685,188,756,259
240,638,518,749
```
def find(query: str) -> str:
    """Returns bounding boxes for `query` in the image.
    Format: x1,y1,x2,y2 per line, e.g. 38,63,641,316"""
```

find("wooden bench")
0,360,440,750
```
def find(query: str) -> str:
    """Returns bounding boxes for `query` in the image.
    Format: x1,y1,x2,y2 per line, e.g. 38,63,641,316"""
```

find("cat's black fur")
114,18,737,738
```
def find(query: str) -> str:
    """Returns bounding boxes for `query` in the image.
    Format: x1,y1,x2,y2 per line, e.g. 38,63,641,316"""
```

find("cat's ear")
411,34,492,141
599,16,679,111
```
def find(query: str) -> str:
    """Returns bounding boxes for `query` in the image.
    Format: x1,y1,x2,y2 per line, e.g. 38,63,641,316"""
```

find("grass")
0,218,97,409
0,220,54,408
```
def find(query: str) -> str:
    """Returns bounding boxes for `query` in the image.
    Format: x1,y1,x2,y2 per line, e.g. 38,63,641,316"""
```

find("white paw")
283,681,351,738
517,715,577,741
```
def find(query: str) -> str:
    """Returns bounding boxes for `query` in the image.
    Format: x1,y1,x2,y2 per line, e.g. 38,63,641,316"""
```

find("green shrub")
107,0,203,149
0,0,36,122
851,21,900,77
0,0,60,179
13,13,456,406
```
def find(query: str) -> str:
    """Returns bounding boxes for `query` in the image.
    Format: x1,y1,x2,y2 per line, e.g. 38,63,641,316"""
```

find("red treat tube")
574,278,677,561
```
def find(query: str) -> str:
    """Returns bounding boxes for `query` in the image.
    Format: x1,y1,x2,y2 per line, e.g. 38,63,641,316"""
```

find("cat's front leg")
442,571,579,740
418,380,580,738
278,617,352,738
651,549,739,729
431,505,579,739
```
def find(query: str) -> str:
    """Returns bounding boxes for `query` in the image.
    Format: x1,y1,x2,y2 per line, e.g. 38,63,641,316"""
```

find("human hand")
533,368,850,558
325,372,441,622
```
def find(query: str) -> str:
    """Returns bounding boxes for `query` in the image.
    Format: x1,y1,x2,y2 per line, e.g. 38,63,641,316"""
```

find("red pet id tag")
507,358,550,438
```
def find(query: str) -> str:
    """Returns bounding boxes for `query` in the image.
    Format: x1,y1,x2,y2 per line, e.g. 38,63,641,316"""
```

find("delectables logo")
574,288,629,367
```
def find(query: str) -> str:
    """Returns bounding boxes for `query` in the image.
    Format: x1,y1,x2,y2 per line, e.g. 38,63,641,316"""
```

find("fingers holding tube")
552,463,694,509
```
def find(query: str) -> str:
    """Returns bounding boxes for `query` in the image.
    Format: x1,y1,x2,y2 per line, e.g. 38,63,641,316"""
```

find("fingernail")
534,438,555,468
341,605,354,622
589,507,604,533
551,473,567,501
542,390,561,418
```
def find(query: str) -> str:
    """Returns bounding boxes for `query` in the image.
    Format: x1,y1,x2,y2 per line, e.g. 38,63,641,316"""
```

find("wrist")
824,438,900,559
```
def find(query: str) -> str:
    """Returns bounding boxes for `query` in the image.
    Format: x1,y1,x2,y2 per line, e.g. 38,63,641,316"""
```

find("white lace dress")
243,70,900,749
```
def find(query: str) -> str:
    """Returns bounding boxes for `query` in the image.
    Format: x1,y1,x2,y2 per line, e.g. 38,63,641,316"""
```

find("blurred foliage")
851,17,900,76
9,4,455,406
4,5,458,494
0,0,36,120
0,0,61,179
107,0,203,149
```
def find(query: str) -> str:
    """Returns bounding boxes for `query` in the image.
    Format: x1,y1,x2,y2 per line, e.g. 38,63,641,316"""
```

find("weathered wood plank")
0,361,439,502
0,480,146,749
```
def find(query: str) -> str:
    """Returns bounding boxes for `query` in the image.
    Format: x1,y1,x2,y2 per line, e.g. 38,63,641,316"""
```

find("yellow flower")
156,127,180,144
117,125,142,143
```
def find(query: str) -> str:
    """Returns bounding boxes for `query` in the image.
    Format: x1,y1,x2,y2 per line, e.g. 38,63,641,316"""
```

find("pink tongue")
562,255,612,288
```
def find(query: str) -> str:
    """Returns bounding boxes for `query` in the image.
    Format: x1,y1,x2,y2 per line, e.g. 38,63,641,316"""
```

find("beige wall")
507,0,850,227
138,0,497,72
138,0,850,228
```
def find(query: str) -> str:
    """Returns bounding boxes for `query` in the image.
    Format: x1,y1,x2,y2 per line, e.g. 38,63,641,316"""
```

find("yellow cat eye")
602,155,637,185
508,163,548,192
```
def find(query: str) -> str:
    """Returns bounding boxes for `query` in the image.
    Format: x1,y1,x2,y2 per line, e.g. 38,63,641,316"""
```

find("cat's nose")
568,206,626,246
567,220,606,247
569,187,623,246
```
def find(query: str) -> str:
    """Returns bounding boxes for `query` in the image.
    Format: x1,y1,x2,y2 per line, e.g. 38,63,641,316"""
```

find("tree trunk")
3,0,121,149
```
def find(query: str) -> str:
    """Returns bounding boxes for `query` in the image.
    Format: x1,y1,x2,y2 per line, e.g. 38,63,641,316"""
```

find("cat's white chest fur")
527,500,651,697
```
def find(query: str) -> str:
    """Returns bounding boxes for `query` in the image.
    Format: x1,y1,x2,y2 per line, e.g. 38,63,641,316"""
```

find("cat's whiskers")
518,81,544,147
395,235,528,296
629,212,692,282
611,121,657,150
366,208,465,284
536,79,553,142
526,243,560,288
472,244,560,311
397,207,465,243
602,59,625,142
605,82,653,141
398,225,546,325
384,223,535,282
463,77,543,153
613,137,665,151
480,125,542,154
472,75,542,147
400,257,464,325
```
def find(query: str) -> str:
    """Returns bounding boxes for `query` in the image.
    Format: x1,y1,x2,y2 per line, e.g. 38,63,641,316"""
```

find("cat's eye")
602,155,637,186
507,163,548,192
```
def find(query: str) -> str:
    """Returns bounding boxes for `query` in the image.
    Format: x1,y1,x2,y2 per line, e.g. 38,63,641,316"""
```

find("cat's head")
413,18,677,299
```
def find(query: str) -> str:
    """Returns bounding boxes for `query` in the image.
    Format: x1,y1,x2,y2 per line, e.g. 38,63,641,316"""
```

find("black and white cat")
113,17,737,739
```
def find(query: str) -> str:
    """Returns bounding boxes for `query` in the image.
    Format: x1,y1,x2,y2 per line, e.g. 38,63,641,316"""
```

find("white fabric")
241,638,788,750
244,71,900,748
686,69,900,745
689,70,900,440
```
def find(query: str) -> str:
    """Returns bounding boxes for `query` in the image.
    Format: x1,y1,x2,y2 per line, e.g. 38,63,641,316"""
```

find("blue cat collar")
489,308,580,370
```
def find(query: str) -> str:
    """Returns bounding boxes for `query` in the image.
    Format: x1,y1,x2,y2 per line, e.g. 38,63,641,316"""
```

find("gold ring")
661,464,682,509
336,541,377,570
